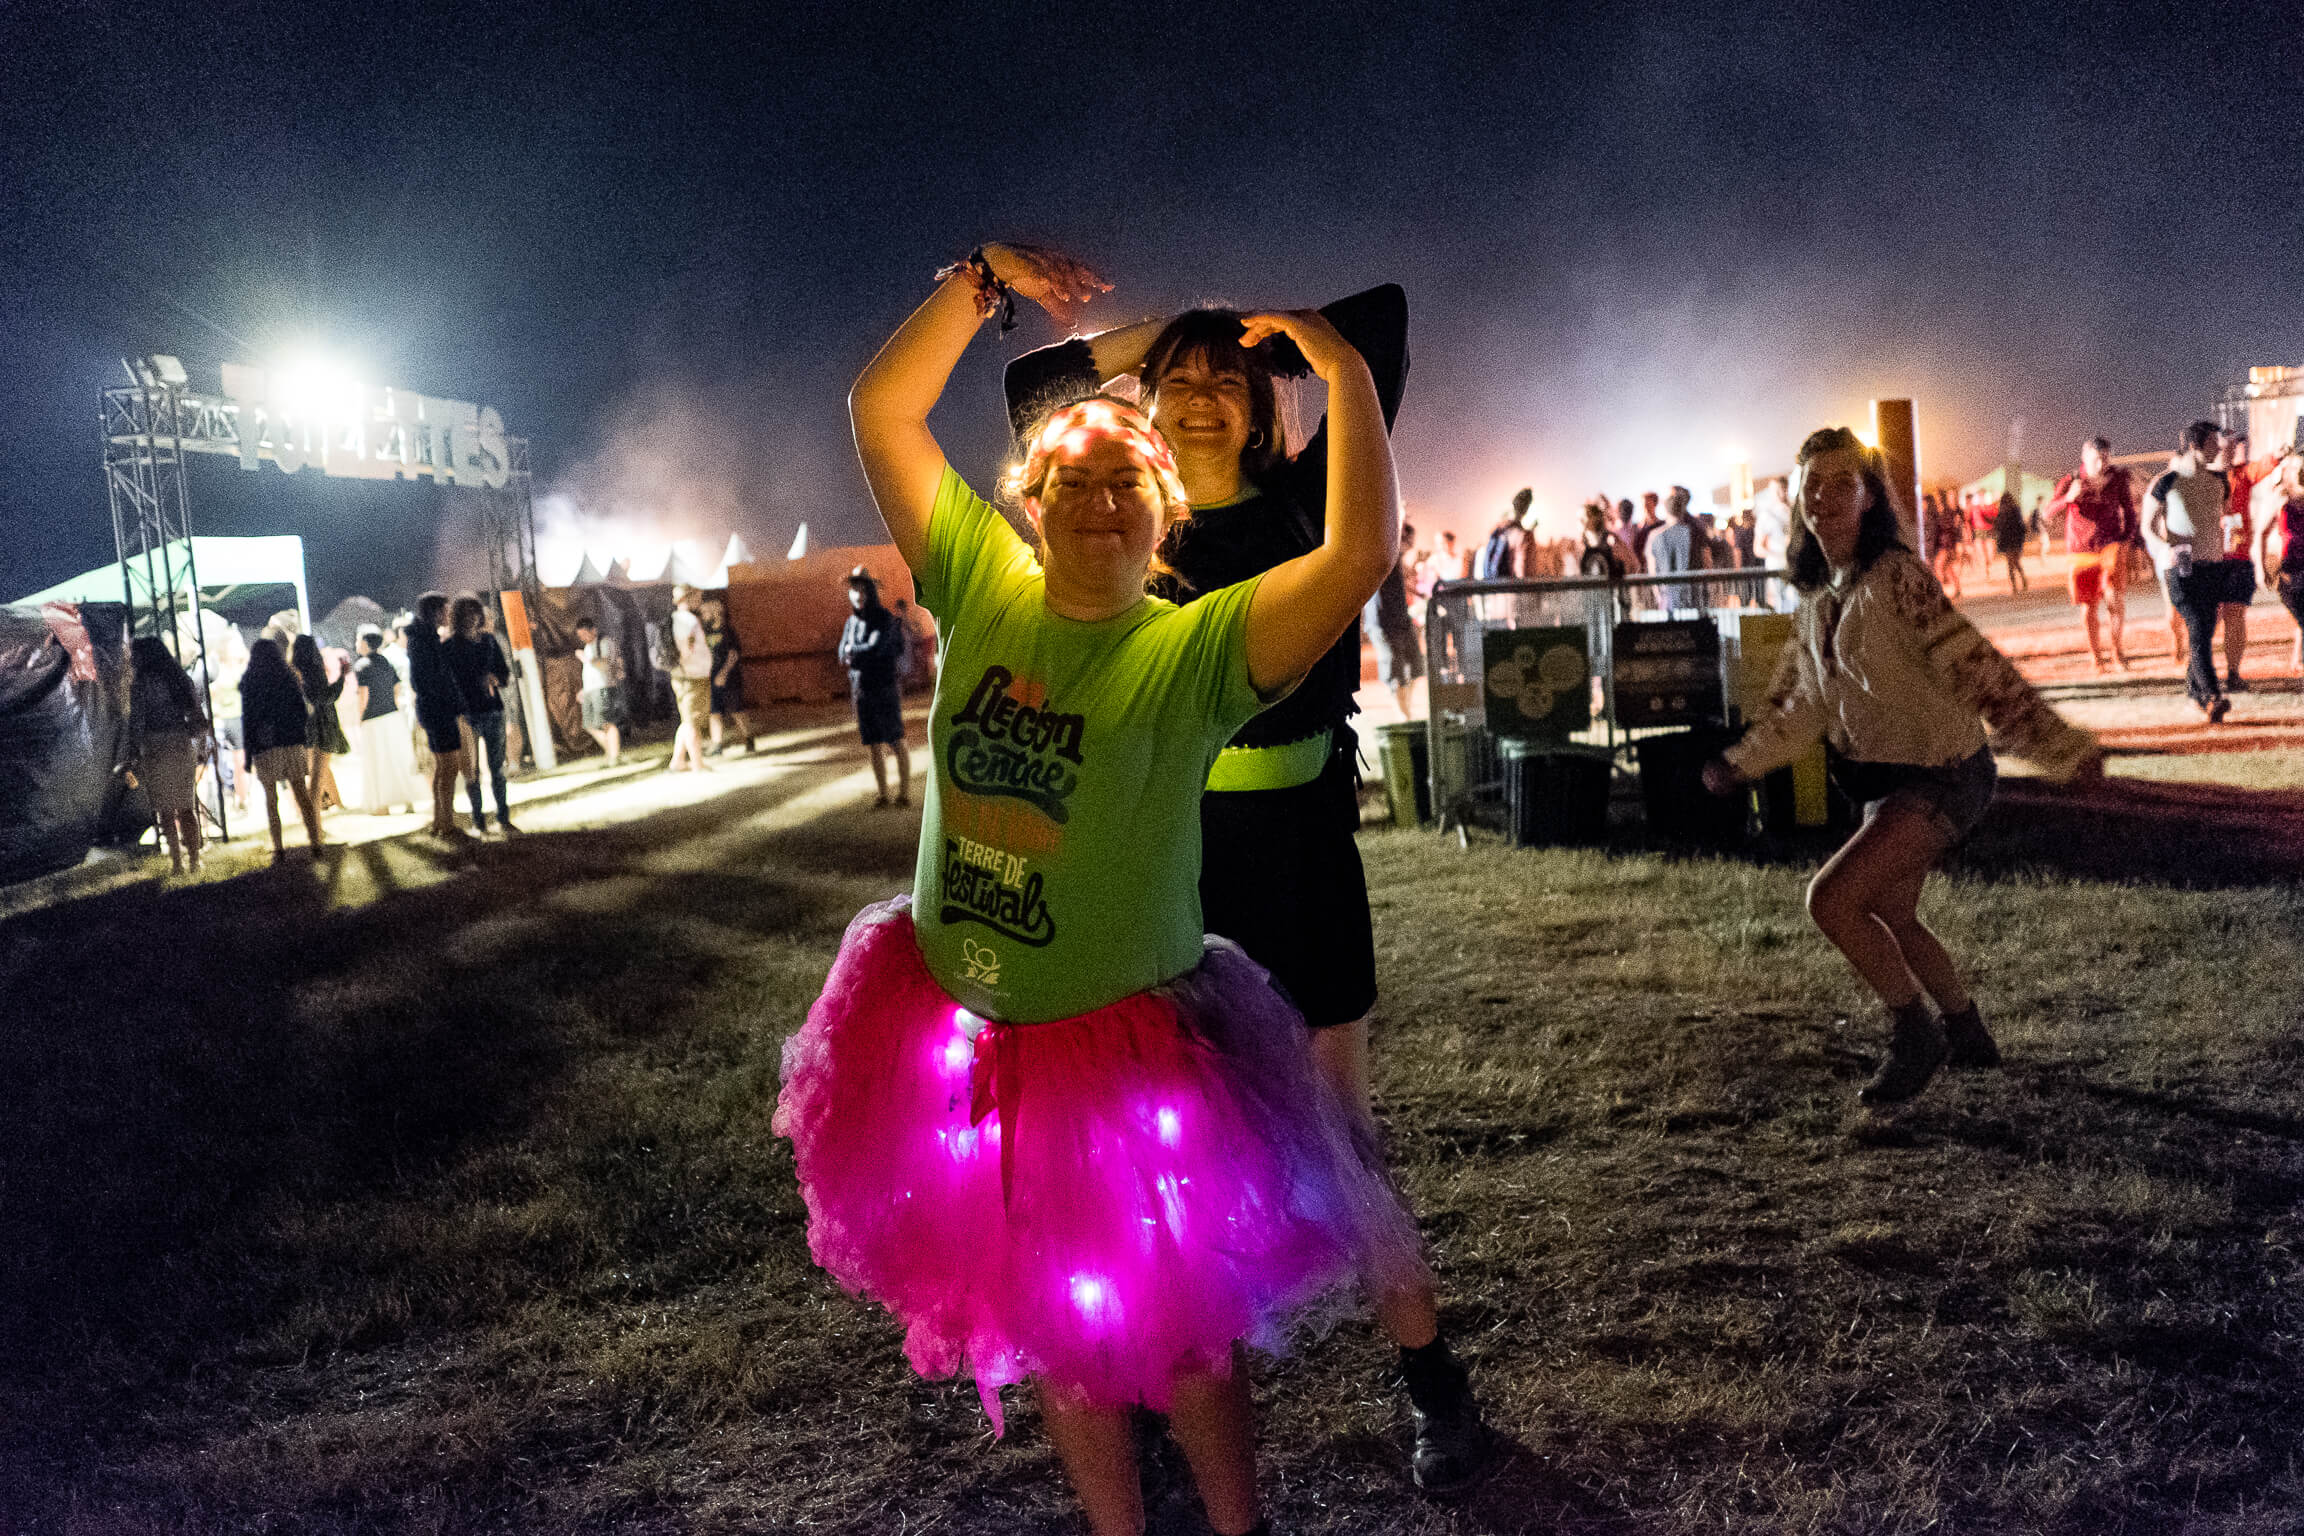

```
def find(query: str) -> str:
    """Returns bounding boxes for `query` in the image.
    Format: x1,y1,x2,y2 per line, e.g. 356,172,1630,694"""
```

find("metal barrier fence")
1418,567,1789,833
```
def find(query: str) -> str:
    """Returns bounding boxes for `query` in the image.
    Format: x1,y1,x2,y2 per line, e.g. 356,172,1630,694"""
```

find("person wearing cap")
667,583,714,773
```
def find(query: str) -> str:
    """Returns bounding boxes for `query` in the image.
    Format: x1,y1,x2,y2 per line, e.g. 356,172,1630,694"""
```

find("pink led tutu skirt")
773,897,1428,1432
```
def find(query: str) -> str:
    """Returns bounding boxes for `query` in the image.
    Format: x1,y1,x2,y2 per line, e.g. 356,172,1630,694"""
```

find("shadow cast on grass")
1528,770,2304,890
0,768,887,1409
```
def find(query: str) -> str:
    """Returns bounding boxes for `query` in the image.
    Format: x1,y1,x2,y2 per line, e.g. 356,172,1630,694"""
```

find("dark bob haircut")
1136,308,1307,485
1787,425,1909,593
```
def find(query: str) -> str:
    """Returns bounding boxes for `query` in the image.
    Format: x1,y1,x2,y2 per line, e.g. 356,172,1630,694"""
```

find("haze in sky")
4,2,2297,610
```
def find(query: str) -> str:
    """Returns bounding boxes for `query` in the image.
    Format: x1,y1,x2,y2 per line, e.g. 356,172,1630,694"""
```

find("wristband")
936,246,1019,333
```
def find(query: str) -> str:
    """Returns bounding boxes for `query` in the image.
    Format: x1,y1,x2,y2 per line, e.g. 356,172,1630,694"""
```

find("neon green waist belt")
1205,731,1334,792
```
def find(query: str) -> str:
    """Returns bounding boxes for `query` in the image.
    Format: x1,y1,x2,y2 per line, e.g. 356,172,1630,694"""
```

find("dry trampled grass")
1,765,2299,1534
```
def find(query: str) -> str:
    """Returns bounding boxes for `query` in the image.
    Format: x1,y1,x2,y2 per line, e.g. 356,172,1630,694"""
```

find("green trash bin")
1376,721,1430,828
1501,740,1614,847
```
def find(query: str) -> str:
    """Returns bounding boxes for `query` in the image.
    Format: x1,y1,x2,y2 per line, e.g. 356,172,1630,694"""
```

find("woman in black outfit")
406,592,469,838
1004,285,1488,1496
241,637,325,858
444,594,515,835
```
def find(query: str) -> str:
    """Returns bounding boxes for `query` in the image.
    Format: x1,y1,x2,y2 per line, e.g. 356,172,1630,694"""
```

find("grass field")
2,767,2300,1534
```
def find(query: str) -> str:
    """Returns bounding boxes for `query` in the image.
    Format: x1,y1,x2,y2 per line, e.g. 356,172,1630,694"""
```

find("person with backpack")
837,571,911,806
1477,492,1530,580
662,584,714,774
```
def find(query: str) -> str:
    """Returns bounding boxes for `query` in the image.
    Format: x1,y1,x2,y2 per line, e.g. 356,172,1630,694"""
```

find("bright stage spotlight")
269,355,368,423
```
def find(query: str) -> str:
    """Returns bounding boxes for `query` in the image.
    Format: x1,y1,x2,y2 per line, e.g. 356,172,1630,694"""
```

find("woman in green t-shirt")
774,245,1424,1536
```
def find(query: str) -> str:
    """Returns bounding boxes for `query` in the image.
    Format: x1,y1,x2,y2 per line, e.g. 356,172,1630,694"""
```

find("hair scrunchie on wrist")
935,247,1019,333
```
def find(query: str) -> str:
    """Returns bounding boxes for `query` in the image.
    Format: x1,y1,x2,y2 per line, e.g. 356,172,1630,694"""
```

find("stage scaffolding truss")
98,358,544,839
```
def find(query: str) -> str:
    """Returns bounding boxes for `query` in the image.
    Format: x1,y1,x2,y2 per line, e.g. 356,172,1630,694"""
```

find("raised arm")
1003,317,1175,436
1238,310,1400,696
852,245,1107,573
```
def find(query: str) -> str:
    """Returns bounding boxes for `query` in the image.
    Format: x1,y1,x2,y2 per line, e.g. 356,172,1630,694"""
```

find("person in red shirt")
2044,436,2138,671
2218,429,2264,690
2257,450,2304,678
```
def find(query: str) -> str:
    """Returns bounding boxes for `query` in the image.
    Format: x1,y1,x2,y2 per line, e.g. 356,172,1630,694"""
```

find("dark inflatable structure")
0,602,135,885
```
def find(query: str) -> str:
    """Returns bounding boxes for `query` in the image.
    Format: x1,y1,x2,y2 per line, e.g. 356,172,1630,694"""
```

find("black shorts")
852,680,905,746
417,706,463,754
1197,738,1378,1029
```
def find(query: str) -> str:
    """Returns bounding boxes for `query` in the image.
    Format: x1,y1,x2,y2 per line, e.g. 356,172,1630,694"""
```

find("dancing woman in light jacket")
1705,427,2100,1106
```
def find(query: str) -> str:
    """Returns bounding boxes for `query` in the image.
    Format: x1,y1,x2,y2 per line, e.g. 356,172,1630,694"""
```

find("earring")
1246,429,1266,451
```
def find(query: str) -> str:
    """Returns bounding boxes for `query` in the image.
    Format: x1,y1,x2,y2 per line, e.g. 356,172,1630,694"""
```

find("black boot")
1400,1337,1488,1496
1941,1001,2001,1069
1858,1000,1947,1106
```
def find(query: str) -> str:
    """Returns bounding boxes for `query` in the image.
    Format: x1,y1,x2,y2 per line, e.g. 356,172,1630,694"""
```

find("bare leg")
261,781,285,856
2223,604,2248,681
894,730,912,804
1166,1351,1263,1536
866,742,890,802
708,712,726,753
286,764,325,849
2168,602,2187,667
2105,552,2128,663
1037,1388,1143,1536
604,722,621,766
2081,603,2104,670
1874,864,1971,1015
1803,802,1953,1009
1310,1017,1441,1347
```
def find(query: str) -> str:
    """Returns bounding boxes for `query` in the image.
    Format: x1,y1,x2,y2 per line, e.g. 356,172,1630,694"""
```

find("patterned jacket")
1724,550,2096,782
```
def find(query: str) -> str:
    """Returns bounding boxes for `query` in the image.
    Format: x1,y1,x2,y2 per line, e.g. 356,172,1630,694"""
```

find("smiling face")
2080,440,2106,477
1798,446,1870,563
1149,351,1253,469
1028,432,1170,593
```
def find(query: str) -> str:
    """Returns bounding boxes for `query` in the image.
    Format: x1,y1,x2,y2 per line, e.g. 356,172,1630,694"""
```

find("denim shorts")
1831,745,1997,844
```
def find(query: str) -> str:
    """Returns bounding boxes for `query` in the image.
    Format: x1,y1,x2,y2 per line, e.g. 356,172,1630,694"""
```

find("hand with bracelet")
941,242,1108,332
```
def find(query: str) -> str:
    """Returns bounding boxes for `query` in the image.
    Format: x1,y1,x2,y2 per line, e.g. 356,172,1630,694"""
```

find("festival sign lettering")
217,362,510,487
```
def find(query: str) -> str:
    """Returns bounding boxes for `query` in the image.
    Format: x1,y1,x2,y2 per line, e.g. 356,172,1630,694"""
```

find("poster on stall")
1611,618,1723,728
1482,626,1589,739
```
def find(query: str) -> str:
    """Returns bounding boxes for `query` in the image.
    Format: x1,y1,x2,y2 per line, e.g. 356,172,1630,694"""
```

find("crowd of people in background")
1348,419,2303,728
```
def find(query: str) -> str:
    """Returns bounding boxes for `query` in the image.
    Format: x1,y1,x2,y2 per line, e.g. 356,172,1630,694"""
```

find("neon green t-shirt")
912,467,1268,1024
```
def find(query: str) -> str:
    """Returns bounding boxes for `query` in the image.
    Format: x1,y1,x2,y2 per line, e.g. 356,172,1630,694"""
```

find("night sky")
4,1,2299,614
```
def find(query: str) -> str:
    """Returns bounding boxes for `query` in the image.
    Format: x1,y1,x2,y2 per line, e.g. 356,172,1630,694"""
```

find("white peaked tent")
662,539,715,587
621,543,671,584
787,523,809,560
706,534,753,588
545,532,758,588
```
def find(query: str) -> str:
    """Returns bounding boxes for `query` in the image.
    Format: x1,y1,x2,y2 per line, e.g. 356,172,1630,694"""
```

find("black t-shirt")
352,654,400,720
1004,284,1411,751
442,632,509,716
